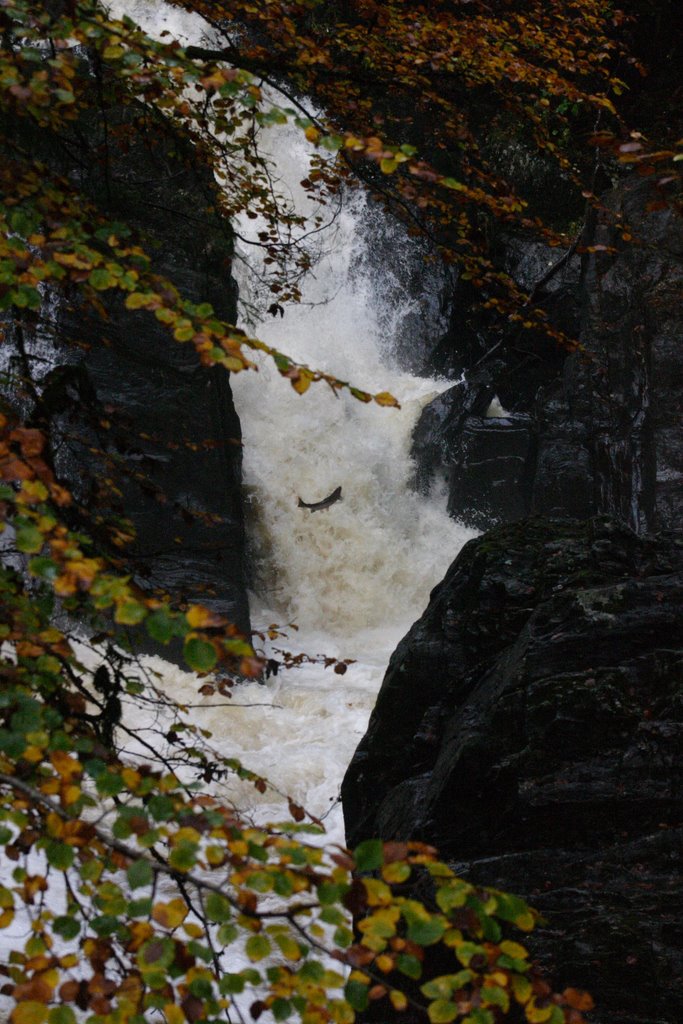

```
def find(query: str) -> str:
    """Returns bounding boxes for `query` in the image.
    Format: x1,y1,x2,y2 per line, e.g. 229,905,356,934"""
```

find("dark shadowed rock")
413,178,683,535
343,517,683,1023
3,94,250,647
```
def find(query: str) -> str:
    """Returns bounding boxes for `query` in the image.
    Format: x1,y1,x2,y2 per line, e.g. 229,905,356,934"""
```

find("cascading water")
96,2,476,845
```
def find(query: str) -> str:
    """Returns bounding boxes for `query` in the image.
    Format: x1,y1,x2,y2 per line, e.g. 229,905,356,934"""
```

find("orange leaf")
563,989,595,1012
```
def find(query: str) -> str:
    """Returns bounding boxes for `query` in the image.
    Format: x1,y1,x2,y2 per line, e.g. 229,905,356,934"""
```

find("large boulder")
343,517,683,1023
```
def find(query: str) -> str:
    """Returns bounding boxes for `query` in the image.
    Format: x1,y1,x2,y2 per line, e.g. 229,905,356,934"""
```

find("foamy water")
62,1,477,845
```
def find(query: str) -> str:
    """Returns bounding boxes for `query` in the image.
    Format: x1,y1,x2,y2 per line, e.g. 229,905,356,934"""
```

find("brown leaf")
382,842,409,864
343,878,368,917
563,988,595,1012
181,995,204,1023
288,800,305,822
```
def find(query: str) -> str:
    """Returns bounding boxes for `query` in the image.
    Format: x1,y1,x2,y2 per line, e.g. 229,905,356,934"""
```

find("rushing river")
105,1,476,847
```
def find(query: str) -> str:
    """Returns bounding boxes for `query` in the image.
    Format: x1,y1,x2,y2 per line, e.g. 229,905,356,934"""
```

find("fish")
297,485,343,512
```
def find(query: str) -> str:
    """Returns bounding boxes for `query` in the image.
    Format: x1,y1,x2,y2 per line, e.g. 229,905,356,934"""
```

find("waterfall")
93,1,477,844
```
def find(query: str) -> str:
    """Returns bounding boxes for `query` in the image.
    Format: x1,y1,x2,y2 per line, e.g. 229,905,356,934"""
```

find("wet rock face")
413,178,683,534
342,518,683,1022
6,103,250,644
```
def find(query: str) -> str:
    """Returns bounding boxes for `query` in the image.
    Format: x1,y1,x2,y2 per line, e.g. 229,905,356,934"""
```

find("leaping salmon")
297,486,343,512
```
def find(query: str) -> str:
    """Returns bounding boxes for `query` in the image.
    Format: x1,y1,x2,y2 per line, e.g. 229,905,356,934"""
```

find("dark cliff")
344,174,683,1024
3,93,250,645
413,178,683,536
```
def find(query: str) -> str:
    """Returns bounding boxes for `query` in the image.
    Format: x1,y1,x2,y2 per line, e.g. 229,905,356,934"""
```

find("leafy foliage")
2,0,673,1021
0,415,594,1024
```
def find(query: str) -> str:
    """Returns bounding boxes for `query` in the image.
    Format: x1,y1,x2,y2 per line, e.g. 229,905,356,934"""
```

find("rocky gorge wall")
3,97,250,648
412,178,683,535
343,176,683,1024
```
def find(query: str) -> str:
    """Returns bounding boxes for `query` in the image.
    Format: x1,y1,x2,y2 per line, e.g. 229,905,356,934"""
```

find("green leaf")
317,881,342,905
299,961,325,983
127,859,153,889
397,954,422,980
91,914,119,935
217,923,239,946
114,600,147,625
421,972,473,1000
344,980,368,1012
246,934,271,962
147,795,175,821
44,840,75,870
48,1007,76,1024
15,524,44,554
146,608,175,644
427,1000,459,1024
184,637,218,673
406,916,445,946
52,915,80,940
127,898,153,918
353,839,383,872
28,556,58,580
272,998,292,1021
168,839,199,872
219,974,246,995
435,882,470,913
205,892,232,923
480,985,509,1011
462,1010,494,1024
88,268,114,290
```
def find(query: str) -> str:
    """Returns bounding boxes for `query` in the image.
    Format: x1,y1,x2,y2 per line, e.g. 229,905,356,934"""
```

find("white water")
81,2,479,845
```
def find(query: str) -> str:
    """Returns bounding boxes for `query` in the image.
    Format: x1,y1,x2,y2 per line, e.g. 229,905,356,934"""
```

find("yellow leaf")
512,976,532,1004
374,391,400,408
291,372,312,395
121,767,141,790
50,751,82,780
390,991,407,1012
499,940,529,959
11,1003,48,1024
163,1004,185,1024
362,878,392,907
525,1000,555,1023
0,909,15,929
186,605,224,629
304,125,320,144
329,1000,355,1024
152,899,188,930
19,481,48,504
183,923,204,939
46,813,63,838
380,158,397,174
515,911,535,932
63,785,81,806
175,827,201,844
222,356,246,372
